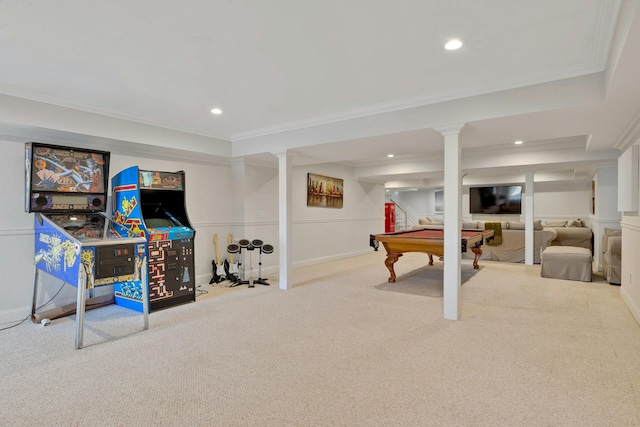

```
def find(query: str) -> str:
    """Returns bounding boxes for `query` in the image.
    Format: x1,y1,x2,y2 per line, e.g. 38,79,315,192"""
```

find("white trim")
590,217,622,225
0,306,31,327
0,87,230,141
221,218,381,227
619,221,640,327
621,221,640,232
200,248,376,279
614,106,640,151
620,286,640,327
0,220,383,234
191,221,238,228
0,228,33,237
231,67,605,142
292,248,373,270
111,145,230,166
592,0,623,68
0,115,232,162
294,217,381,225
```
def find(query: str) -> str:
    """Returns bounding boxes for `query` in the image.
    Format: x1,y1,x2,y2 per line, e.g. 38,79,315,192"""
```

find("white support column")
524,170,535,265
275,151,293,290
437,125,464,321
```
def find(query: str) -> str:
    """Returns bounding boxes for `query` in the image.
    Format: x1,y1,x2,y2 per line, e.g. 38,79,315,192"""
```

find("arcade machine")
25,142,148,349
110,166,196,312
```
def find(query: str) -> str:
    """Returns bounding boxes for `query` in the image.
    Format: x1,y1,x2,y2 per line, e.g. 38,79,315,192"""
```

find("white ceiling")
1,0,639,187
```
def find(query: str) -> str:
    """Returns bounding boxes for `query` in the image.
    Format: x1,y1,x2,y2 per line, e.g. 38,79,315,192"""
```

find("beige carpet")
375,261,480,297
1,252,639,426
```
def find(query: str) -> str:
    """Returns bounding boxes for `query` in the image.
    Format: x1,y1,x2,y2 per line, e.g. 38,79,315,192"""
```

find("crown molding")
230,68,605,142
592,0,624,68
0,85,230,141
435,124,465,136
614,105,640,151
0,121,231,166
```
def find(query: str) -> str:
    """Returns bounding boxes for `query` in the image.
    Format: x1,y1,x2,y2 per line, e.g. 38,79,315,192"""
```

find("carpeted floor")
1,252,639,426
375,262,480,297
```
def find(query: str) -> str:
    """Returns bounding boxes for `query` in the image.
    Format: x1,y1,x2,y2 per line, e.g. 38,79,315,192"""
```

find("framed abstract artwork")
307,173,343,208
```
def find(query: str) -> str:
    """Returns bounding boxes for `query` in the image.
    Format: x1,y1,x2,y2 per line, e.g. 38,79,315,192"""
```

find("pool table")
370,229,494,283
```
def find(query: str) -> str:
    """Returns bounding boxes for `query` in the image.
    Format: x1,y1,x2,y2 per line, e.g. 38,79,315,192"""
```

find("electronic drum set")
226,238,274,288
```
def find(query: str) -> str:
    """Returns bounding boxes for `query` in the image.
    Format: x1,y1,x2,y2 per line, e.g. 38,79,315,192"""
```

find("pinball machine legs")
31,257,149,350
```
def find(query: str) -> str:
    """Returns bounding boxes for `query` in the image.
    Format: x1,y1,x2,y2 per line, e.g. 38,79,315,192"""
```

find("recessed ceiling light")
445,39,462,50
211,108,222,115
514,140,523,145
387,154,394,158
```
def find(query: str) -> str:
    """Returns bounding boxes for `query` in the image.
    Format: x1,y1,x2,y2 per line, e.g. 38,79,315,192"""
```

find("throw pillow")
567,219,583,227
544,220,567,227
418,218,431,225
429,217,444,225
462,221,478,229
534,220,543,230
508,221,525,230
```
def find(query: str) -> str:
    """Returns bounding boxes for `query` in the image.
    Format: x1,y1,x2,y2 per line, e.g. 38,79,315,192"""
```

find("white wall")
532,181,591,220
591,165,622,270
0,138,235,324
621,215,640,326
1,140,52,322
391,181,592,226
109,151,235,283
238,162,280,273
293,164,384,266
619,143,640,326
0,140,385,325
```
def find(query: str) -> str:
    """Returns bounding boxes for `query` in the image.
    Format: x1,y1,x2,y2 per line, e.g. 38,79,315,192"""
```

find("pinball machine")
25,142,148,349
111,166,196,312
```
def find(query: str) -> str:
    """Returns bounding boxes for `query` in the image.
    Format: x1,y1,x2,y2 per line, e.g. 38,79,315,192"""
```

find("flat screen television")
469,185,522,214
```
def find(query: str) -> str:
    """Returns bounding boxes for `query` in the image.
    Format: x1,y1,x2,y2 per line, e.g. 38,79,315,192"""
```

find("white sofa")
413,219,557,264
541,219,593,252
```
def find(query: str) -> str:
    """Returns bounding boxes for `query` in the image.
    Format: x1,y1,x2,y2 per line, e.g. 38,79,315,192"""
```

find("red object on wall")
385,202,396,233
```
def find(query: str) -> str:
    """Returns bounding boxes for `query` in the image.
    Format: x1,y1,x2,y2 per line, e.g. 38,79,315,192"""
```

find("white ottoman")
541,246,592,282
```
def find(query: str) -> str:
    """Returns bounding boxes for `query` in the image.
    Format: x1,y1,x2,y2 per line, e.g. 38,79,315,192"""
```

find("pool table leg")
428,253,434,265
471,247,482,269
384,253,402,283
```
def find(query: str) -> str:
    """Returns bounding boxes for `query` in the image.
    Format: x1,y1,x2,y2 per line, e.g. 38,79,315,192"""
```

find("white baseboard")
13,257,377,322
620,286,640,327
293,249,373,269
197,249,373,282
593,260,601,272
0,306,31,327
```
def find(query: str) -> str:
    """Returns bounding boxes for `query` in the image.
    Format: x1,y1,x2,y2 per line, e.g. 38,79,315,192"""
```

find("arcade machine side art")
111,166,196,313
26,142,148,349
